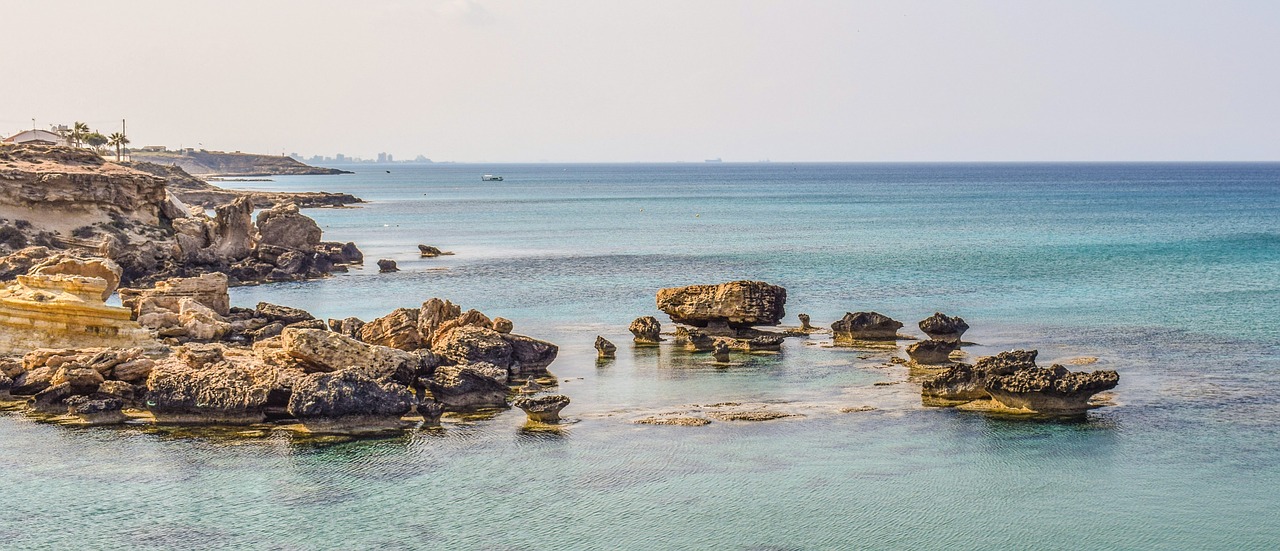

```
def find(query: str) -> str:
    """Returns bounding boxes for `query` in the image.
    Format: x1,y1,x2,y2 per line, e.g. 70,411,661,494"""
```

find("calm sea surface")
3,163,1279,549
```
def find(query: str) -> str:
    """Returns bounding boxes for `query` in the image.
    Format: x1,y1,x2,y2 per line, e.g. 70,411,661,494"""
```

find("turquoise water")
3,163,1279,549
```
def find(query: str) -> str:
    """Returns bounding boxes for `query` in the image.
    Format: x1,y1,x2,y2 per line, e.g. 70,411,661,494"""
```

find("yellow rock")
0,273,158,355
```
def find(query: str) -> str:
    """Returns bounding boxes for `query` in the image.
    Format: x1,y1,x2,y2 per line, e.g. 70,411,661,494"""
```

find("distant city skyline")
3,1,1278,162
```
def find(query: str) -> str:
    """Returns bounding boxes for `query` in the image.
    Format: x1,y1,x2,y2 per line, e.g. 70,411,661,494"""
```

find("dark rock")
595,336,617,359
428,363,510,410
921,350,1039,404
255,302,315,325
656,280,787,328
31,382,74,414
747,335,784,352
49,367,104,395
512,394,570,423
629,316,663,344
286,369,415,432
712,341,730,363
986,364,1120,414
418,245,445,257
418,399,444,424
144,360,271,424
831,312,904,342
318,241,363,265
64,395,127,425
673,327,714,351
918,312,969,343
433,326,513,374
11,366,54,395
906,339,959,365
798,314,813,330
377,259,398,273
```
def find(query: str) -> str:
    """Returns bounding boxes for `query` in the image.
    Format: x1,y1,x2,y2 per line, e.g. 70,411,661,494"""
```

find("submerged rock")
985,364,1120,414
628,316,663,344
512,394,570,423
906,339,959,365
656,280,786,329
918,312,969,343
634,416,711,427
595,336,617,359
286,369,415,433
417,245,453,257
831,312,904,342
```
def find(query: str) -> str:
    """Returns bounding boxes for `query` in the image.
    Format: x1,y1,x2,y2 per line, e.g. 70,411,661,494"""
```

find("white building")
3,129,68,146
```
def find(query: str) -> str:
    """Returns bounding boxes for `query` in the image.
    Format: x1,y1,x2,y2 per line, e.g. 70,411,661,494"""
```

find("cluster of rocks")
921,350,1119,414
0,144,361,287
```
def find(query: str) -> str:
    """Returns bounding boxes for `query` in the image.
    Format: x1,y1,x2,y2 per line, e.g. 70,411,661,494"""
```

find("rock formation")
143,349,273,424
629,316,662,344
747,335,784,352
918,312,969,343
906,339,959,365
656,280,786,331
286,369,415,433
673,327,715,351
831,312,904,342
0,273,158,355
985,364,1120,414
428,363,509,410
921,350,1037,404
360,308,423,350
512,395,570,423
280,328,418,384
712,341,730,363
595,336,616,359
418,245,454,257
798,314,813,331
377,259,398,273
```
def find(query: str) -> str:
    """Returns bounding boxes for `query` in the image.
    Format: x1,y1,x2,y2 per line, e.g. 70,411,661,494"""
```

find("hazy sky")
3,1,1278,162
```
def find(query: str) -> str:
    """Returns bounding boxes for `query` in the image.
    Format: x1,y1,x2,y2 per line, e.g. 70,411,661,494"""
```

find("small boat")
481,174,504,181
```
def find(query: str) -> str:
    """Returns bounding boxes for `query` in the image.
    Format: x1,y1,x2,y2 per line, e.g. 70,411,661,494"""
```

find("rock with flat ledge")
918,312,969,343
629,316,662,344
906,339,959,365
281,328,418,384
512,394,570,423
921,349,1039,404
656,280,786,329
65,395,127,425
985,364,1119,414
286,369,415,433
747,335,784,352
831,312,904,342
30,255,123,301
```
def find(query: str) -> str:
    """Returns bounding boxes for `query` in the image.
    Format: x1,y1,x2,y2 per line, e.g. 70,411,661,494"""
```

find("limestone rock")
831,312,904,342
418,298,462,342
50,367,104,395
918,312,969,343
31,382,74,414
377,259,398,273
629,316,662,344
255,302,314,325
256,203,321,252
491,317,513,334
673,327,714,351
328,317,365,339
906,339,959,365
11,366,55,395
144,357,271,424
656,280,787,329
210,196,255,259
64,395,127,425
112,358,155,383
286,369,415,432
921,350,1039,404
595,336,616,359
428,363,510,410
430,310,493,347
359,308,422,350
318,241,363,265
280,328,418,384
432,326,512,374
985,364,1120,414
0,274,158,355
712,341,730,363
519,377,544,395
747,335,784,351
30,255,123,301
512,394,570,423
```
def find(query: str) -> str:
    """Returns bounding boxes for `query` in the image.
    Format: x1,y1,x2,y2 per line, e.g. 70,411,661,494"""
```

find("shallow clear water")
3,163,1279,549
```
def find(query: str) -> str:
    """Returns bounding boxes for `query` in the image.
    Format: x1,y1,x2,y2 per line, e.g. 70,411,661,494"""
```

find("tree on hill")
69,121,90,147
107,132,130,162
85,132,108,152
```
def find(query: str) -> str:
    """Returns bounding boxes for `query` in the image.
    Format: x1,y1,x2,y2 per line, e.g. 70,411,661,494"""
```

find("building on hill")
3,129,68,146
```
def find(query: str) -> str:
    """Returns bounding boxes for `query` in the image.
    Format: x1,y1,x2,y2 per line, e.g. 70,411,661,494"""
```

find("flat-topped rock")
656,280,786,329
0,274,158,355
428,363,509,410
287,369,415,433
831,311,904,342
986,364,1119,414
281,328,418,384
906,339,959,365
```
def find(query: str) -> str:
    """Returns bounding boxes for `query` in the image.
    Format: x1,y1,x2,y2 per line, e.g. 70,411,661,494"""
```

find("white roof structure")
3,129,67,145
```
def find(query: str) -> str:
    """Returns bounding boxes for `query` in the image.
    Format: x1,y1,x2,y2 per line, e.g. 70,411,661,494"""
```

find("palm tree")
69,121,90,147
107,132,130,161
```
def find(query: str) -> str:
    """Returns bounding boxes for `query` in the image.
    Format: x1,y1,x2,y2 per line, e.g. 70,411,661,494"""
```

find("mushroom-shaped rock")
595,336,617,359
798,314,814,330
906,339,959,365
428,363,510,411
918,312,969,343
921,349,1039,404
377,259,399,273
712,341,730,363
629,316,663,344
985,364,1119,414
831,312,904,342
655,280,786,329
286,369,415,433
512,394,570,423
281,328,418,384
31,255,123,301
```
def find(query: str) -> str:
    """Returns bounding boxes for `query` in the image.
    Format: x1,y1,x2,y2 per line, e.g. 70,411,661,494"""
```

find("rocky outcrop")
418,245,454,257
327,317,365,339
143,352,272,424
747,335,784,351
126,150,352,177
428,363,509,410
491,317,513,334
921,350,1039,404
831,312,904,342
985,364,1120,414
360,308,422,350
0,273,158,355
512,394,570,423
64,395,127,425
124,161,362,209
121,272,231,318
906,339,958,365
280,328,418,384
918,312,969,343
595,336,616,359
318,242,363,265
629,316,662,344
30,255,122,301
256,204,321,253
286,369,415,433
712,341,730,363
656,280,786,330
672,327,715,351
798,314,814,331
377,259,398,273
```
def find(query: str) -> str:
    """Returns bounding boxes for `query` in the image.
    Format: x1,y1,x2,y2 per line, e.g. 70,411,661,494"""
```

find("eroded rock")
906,339,958,365
286,369,415,433
831,311,904,342
629,316,662,344
512,394,570,423
428,363,509,410
656,280,786,328
918,312,969,343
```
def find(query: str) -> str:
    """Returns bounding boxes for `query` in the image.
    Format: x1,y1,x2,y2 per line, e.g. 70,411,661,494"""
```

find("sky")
3,0,1278,162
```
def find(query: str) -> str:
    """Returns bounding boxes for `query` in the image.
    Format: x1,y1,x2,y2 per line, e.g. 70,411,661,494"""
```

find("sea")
2,162,1279,550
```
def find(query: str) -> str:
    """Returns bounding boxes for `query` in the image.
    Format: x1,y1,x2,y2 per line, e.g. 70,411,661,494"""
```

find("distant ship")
704,158,722,163
481,174,504,181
